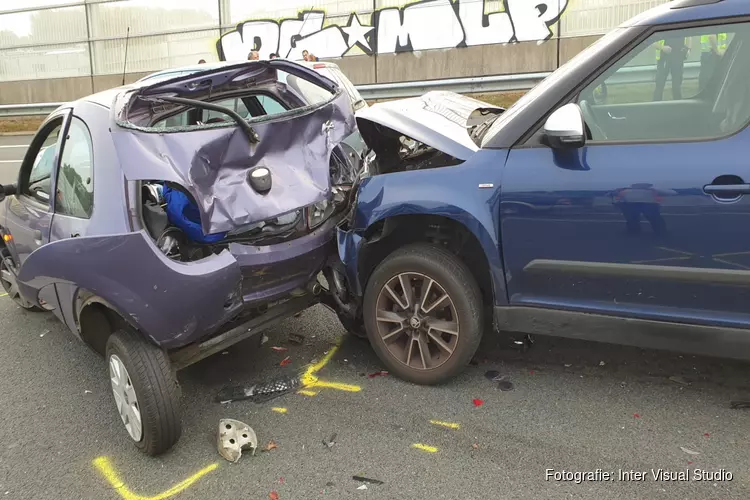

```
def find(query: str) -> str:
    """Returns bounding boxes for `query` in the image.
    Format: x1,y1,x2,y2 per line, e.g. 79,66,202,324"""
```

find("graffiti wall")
217,0,570,61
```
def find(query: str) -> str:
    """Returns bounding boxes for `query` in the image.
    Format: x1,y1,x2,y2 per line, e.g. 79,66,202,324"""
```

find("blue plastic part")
162,185,227,243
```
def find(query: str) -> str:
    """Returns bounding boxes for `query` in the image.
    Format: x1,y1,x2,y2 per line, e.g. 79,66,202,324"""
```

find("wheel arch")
352,212,503,311
75,290,143,355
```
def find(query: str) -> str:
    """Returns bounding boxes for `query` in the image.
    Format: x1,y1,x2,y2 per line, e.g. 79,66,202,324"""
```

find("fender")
337,149,508,304
15,229,243,349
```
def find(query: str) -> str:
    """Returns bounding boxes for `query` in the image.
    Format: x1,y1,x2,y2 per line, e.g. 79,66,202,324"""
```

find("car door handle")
703,184,750,195
607,112,626,120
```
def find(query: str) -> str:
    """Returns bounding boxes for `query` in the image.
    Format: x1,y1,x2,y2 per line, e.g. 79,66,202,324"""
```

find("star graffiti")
342,13,374,54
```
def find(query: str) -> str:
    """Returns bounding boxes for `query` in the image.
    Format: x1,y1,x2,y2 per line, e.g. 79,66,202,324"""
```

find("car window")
256,95,286,116
578,22,750,142
56,118,94,219
204,98,251,122
24,121,62,204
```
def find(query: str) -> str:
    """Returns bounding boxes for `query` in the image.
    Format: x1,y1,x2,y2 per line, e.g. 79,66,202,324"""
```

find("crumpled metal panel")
110,76,356,236
15,230,242,348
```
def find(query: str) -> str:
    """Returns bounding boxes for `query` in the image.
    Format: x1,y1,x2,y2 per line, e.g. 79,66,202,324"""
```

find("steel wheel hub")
375,272,459,370
109,354,143,442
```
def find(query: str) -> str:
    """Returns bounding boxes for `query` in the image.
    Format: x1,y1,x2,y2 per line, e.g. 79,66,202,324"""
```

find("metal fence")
0,0,670,83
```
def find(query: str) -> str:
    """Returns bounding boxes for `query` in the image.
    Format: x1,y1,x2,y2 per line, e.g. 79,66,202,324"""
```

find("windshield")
480,27,630,147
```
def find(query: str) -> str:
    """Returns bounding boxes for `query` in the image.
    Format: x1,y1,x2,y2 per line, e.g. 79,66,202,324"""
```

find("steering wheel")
579,99,608,141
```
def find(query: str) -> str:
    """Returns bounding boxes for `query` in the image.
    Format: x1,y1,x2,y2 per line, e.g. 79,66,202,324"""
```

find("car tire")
363,243,484,385
336,311,369,341
105,328,182,456
0,250,42,311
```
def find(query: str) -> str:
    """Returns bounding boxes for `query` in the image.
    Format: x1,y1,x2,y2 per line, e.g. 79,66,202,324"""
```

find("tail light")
313,63,326,69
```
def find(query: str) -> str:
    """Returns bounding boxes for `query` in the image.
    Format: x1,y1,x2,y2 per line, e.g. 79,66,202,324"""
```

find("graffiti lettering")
217,0,569,61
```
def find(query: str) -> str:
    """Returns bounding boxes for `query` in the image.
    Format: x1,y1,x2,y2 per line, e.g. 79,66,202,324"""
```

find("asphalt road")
0,137,749,499
0,134,31,185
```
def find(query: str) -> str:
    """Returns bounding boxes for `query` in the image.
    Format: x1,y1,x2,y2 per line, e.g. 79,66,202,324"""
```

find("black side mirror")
0,183,17,202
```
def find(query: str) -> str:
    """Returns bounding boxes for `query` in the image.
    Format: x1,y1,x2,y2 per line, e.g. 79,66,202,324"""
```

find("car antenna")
122,26,131,86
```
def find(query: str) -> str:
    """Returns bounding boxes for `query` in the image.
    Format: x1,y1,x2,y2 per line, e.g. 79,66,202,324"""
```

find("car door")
500,20,750,329
5,111,70,310
48,115,96,328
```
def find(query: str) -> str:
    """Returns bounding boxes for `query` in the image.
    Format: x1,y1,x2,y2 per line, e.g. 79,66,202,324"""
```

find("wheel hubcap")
109,355,143,442
0,257,31,308
375,272,459,370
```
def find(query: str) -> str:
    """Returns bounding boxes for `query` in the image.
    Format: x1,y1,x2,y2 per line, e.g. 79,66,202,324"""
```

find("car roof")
626,0,749,27
138,60,338,82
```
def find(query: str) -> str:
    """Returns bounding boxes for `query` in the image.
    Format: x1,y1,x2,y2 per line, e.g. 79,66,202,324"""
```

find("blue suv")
334,0,750,384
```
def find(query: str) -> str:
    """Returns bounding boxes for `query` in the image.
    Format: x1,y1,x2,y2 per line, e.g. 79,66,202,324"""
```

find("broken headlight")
307,199,334,230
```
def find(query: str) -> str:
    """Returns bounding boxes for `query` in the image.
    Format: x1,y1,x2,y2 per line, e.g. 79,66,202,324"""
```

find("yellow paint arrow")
93,457,218,500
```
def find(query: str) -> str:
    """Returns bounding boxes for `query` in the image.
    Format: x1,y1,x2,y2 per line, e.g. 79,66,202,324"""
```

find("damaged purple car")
0,60,363,455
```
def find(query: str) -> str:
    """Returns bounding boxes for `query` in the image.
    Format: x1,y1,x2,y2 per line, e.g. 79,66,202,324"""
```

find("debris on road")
279,356,292,366
261,334,269,345
271,346,288,352
269,491,280,500
680,446,701,455
472,399,484,407
263,440,278,452
368,371,388,378
669,375,689,386
39,330,49,338
703,433,710,438
484,370,501,381
84,390,92,394
215,376,301,404
730,400,750,409
564,364,572,368
599,361,606,366
498,379,514,391
322,433,337,449
217,419,258,463
289,333,305,345
472,443,479,450
633,413,641,419
352,476,384,485
357,485,368,490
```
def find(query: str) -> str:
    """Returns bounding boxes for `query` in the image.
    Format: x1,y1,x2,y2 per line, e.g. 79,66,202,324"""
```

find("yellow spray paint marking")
300,342,361,393
429,420,460,430
297,389,318,397
0,293,7,298
271,407,288,414
411,443,439,453
93,457,218,500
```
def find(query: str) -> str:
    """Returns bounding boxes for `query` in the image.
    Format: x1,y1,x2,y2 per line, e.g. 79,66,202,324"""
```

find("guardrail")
0,62,702,118
0,72,552,118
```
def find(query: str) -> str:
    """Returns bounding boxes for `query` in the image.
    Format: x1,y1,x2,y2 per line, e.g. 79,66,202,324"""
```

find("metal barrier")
0,72,552,118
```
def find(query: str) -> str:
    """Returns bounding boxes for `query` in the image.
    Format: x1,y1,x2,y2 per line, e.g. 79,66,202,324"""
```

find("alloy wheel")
0,256,33,309
109,354,143,442
374,272,459,370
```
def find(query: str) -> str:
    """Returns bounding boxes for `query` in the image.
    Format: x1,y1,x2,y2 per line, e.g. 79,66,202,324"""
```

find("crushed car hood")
355,91,503,161
110,61,356,235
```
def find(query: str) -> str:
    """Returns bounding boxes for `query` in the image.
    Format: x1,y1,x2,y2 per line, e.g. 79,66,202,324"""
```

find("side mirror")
543,103,586,149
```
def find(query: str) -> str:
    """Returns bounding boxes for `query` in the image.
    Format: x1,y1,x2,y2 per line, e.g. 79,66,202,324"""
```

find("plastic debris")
84,390,92,394
289,333,305,345
217,419,257,463
39,330,49,338
633,413,641,419
215,375,301,404
271,346,288,352
357,485,368,490
599,361,606,366
564,364,572,368
472,399,484,407
261,334,269,345
269,491,280,500
263,440,278,452
680,446,700,455
221,351,229,355
368,371,388,378
472,443,479,450
280,356,292,366
353,476,384,485
703,433,710,438
322,433,337,449
669,375,689,386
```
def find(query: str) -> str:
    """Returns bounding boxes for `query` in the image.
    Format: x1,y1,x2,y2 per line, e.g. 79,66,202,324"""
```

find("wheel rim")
109,354,143,442
375,272,459,370
0,257,31,308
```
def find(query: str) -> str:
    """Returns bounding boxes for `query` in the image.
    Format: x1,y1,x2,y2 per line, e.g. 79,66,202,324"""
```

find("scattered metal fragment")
680,446,700,456
669,376,689,386
730,400,750,409
215,375,301,404
217,419,257,463
289,333,305,345
353,476,384,485
322,432,337,449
